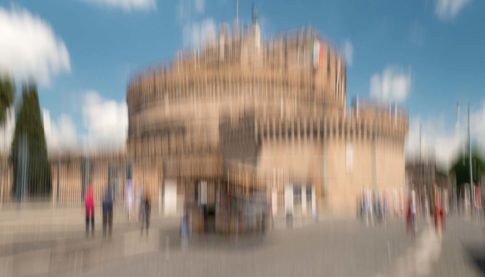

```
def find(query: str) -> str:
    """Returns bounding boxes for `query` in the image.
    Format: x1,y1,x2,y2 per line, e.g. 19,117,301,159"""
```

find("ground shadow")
158,227,272,253
464,243,485,274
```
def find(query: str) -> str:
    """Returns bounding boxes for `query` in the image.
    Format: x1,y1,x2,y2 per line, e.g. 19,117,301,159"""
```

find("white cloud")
341,40,353,67
183,18,217,49
43,109,78,152
82,91,128,152
370,66,412,103
0,91,128,154
435,0,470,20
406,116,464,169
406,101,485,169
0,6,70,85
85,0,156,11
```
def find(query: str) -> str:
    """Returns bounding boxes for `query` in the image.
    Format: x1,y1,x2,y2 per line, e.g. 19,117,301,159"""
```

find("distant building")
405,155,453,213
406,158,437,208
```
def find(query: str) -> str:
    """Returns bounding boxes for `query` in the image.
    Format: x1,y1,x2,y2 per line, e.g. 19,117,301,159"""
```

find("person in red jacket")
406,198,412,234
85,184,95,237
406,191,416,236
434,186,445,235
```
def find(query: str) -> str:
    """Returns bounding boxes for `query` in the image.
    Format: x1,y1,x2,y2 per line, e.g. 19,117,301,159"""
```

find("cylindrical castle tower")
127,24,347,160
125,20,407,219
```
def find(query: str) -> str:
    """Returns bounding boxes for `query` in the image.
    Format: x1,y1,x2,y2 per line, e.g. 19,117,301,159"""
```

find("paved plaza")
1,207,485,276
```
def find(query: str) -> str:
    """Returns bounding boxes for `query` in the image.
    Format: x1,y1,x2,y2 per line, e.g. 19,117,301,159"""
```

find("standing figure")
406,198,413,234
102,185,114,237
126,180,133,221
434,187,445,235
375,192,382,223
180,210,189,249
439,198,445,232
366,190,373,226
85,184,95,237
140,193,151,235
358,193,365,222
382,193,388,220
406,191,416,236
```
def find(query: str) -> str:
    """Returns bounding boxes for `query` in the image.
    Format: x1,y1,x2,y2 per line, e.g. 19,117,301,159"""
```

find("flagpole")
419,124,422,160
236,0,239,26
468,104,474,210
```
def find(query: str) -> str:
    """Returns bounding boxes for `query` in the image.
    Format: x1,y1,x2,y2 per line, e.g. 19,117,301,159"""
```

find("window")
294,185,302,208
199,181,207,205
306,186,312,205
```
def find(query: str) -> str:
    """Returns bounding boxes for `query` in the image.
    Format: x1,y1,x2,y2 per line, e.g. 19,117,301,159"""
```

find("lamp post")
57,158,60,204
467,104,474,210
371,133,376,191
457,102,474,212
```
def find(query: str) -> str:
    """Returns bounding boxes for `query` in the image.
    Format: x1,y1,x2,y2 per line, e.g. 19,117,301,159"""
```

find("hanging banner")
312,40,325,68
312,40,320,68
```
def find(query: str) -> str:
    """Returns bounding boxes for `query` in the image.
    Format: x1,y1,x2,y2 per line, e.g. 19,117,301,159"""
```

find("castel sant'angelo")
27,12,408,231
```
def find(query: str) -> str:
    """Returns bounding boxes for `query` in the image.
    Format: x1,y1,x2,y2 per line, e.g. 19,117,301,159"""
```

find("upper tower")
128,16,350,132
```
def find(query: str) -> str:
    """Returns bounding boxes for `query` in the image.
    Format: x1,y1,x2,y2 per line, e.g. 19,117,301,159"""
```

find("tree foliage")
0,76,15,125
449,151,485,190
10,83,51,198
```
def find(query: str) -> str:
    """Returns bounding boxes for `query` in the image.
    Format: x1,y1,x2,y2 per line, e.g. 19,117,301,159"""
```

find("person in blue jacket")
102,185,114,237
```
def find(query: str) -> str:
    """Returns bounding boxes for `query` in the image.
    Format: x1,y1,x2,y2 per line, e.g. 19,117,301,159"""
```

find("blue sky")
0,0,484,167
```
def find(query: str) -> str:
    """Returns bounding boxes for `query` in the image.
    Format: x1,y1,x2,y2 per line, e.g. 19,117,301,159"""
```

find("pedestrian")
382,193,388,220
434,188,445,235
439,200,445,231
406,192,416,236
406,198,412,234
358,194,365,222
366,190,372,226
85,183,95,237
126,180,133,221
482,195,485,219
360,191,367,223
140,192,151,235
102,185,114,238
136,187,143,218
180,210,189,249
375,192,382,223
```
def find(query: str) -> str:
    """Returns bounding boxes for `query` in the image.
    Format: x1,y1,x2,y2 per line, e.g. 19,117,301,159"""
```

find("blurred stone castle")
0,16,408,224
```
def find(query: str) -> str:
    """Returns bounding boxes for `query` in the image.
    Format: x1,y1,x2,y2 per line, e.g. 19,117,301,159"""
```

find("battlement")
127,24,348,121
349,99,408,130
130,29,337,77
171,25,341,71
